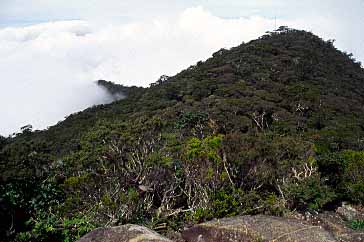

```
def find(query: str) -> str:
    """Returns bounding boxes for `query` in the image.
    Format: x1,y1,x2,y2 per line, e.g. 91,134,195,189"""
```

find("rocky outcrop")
336,203,364,221
78,209,364,242
181,215,337,242
77,224,173,242
312,212,364,242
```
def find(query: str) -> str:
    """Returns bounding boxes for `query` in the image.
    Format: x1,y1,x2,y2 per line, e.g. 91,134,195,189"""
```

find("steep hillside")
1,27,364,242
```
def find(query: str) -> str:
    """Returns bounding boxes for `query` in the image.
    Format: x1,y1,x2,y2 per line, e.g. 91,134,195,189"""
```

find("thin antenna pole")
274,15,277,30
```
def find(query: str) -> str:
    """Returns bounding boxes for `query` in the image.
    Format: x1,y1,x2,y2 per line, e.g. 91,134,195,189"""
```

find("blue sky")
1,1,363,61
1,0,362,26
0,0,363,135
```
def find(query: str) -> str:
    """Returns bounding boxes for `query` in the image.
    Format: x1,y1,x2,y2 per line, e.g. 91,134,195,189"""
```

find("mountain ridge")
1,27,364,242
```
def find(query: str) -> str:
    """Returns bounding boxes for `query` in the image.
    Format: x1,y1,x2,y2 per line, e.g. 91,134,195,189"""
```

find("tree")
20,124,33,134
0,135,6,150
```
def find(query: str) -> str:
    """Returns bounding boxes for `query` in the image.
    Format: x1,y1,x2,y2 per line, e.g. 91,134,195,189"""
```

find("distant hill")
97,79,145,101
1,27,364,242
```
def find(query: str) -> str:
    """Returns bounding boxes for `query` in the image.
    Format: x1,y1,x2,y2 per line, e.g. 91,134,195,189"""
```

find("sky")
0,0,363,136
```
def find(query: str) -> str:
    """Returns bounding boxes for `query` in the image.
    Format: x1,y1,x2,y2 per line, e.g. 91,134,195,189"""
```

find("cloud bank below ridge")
0,6,362,136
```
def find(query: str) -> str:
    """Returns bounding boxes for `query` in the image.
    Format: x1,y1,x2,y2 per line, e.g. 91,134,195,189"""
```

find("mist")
0,6,363,136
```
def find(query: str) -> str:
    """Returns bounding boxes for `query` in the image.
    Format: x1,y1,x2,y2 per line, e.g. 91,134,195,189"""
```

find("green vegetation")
349,219,364,230
1,27,364,241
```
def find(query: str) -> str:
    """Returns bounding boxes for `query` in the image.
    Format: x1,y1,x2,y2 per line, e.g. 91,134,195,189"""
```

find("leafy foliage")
1,28,364,241
350,219,364,230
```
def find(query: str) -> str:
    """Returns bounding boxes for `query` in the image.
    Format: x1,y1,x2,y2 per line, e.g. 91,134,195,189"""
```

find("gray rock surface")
77,224,173,242
78,211,364,242
336,203,363,221
182,215,337,242
307,211,364,242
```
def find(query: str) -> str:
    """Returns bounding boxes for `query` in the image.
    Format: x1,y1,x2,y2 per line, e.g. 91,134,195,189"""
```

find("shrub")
175,112,208,129
349,219,364,230
16,214,95,242
211,190,240,218
188,208,214,223
341,150,364,204
318,150,364,204
282,174,336,211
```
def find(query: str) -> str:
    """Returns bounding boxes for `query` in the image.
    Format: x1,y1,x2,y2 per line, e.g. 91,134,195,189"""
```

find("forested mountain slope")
1,27,364,242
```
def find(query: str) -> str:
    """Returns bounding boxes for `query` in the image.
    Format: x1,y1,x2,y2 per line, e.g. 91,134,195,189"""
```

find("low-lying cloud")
0,6,362,136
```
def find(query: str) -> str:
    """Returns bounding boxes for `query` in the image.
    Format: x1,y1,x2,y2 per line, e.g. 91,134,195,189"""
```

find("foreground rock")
312,212,364,242
78,210,364,242
77,224,172,242
336,203,364,222
182,215,337,242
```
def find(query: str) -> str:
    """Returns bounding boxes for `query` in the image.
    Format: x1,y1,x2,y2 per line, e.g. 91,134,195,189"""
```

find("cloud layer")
0,6,362,136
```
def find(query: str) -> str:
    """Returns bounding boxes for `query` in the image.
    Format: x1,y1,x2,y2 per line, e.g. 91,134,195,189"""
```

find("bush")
211,191,240,218
341,150,364,203
317,150,364,204
349,219,364,230
283,174,336,211
16,214,95,242
175,112,208,129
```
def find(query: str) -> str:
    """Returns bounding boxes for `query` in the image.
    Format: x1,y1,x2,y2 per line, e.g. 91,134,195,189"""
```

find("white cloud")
0,6,362,136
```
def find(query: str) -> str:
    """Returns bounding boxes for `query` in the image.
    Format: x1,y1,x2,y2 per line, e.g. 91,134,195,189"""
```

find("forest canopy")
1,28,364,242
